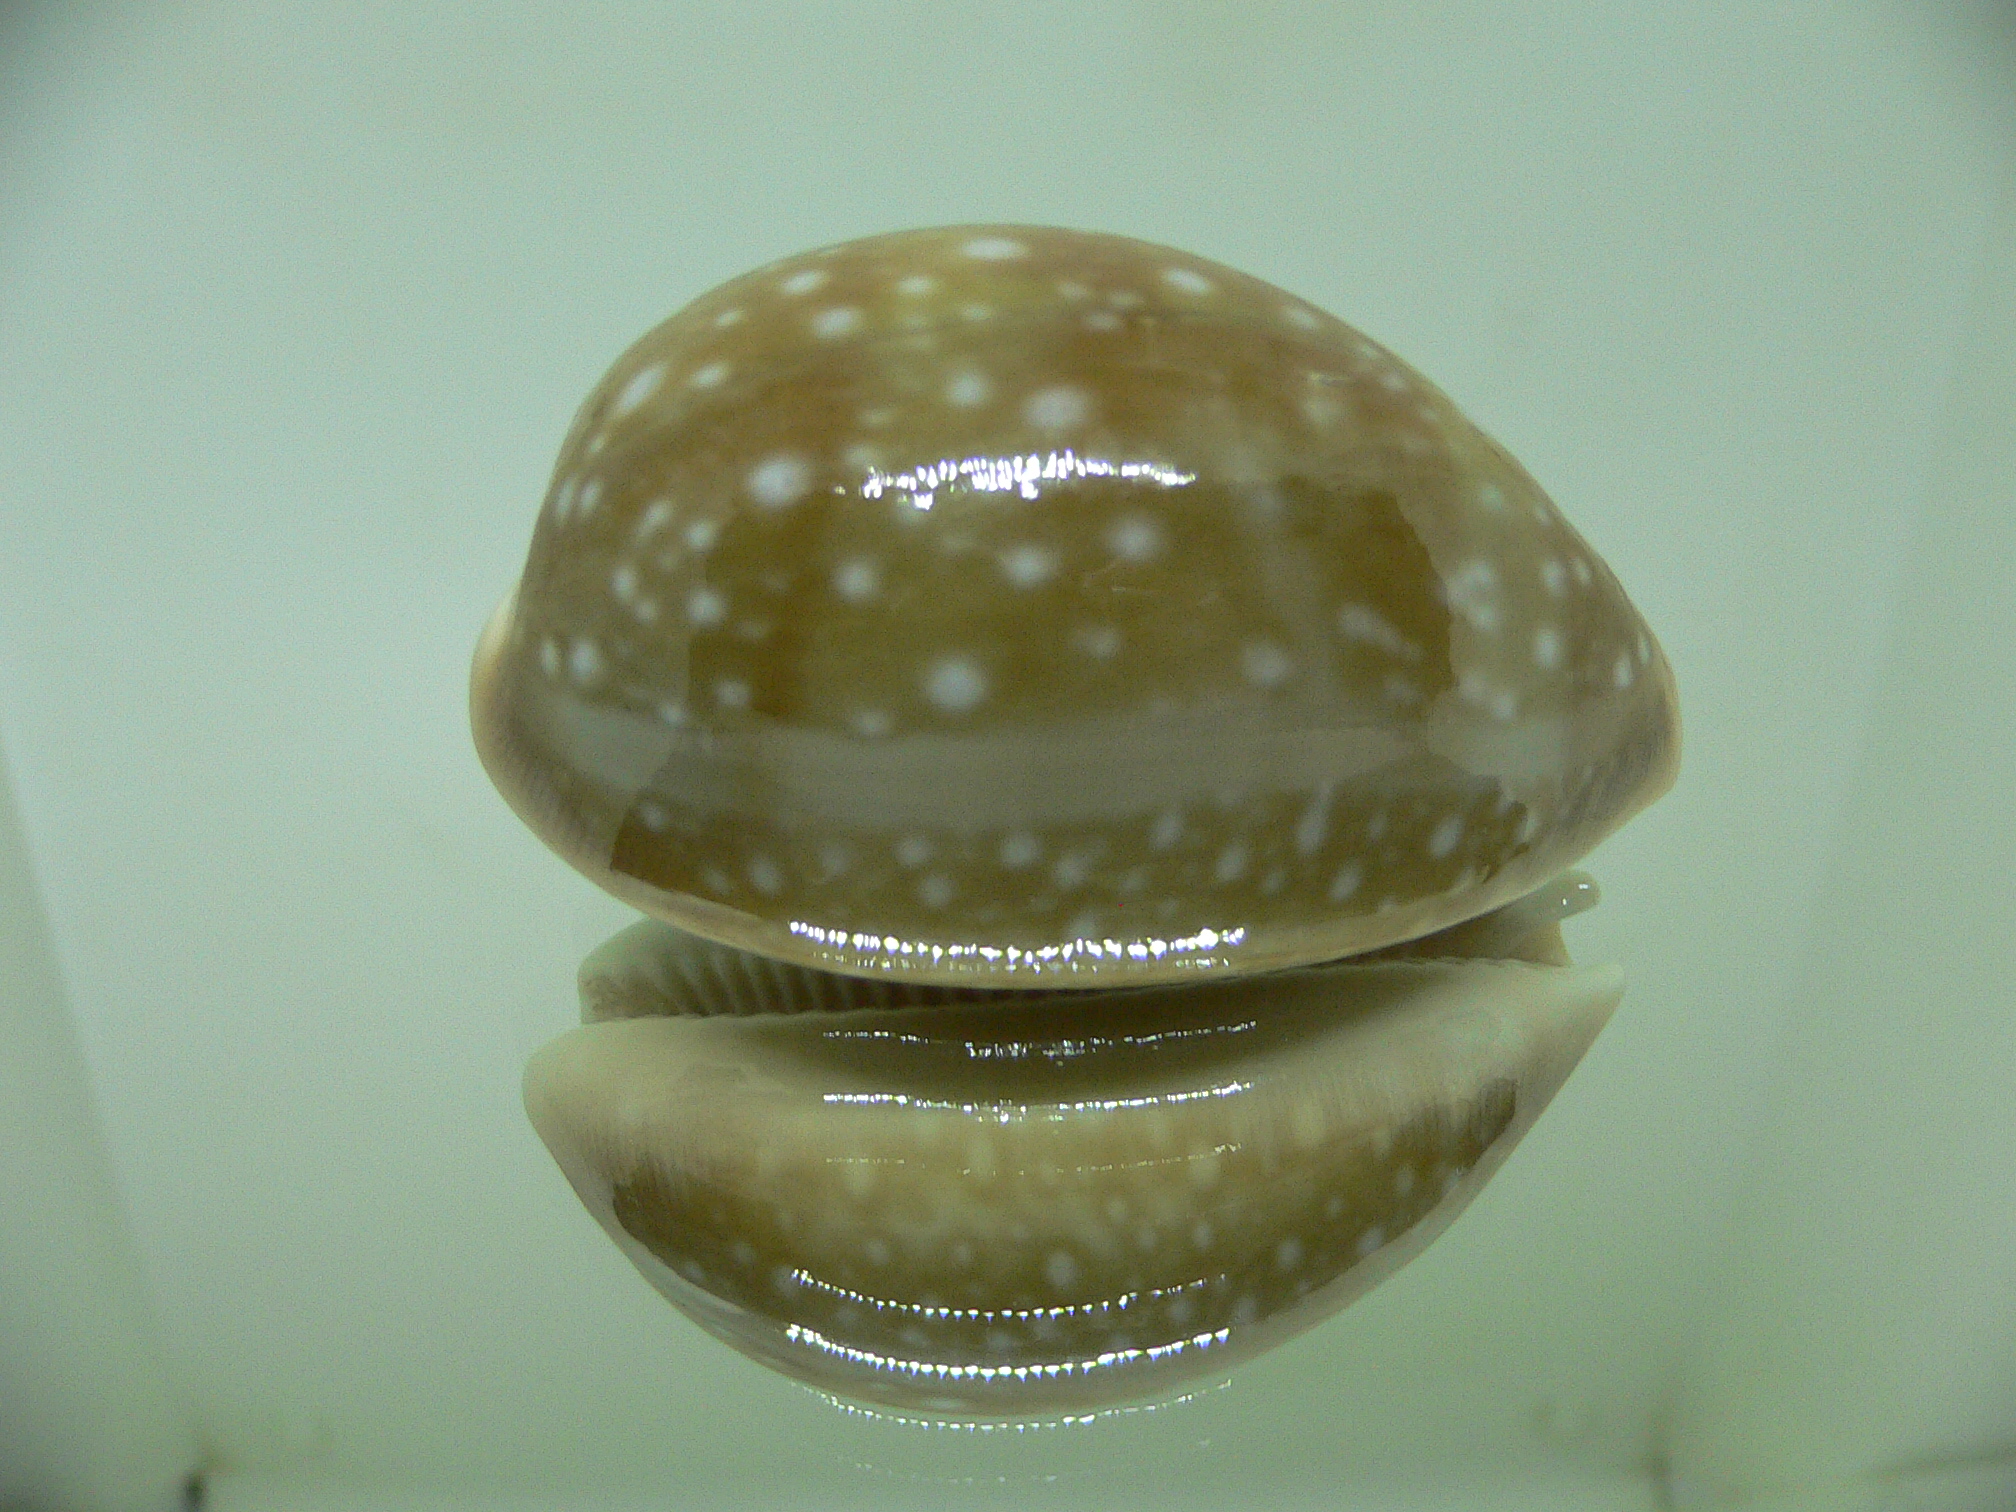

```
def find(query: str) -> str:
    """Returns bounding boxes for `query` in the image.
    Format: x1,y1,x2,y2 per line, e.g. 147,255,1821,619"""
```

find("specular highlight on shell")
474,225,1678,1417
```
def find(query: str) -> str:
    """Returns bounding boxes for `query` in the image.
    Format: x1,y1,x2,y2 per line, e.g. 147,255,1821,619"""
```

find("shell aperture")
474,226,1678,1417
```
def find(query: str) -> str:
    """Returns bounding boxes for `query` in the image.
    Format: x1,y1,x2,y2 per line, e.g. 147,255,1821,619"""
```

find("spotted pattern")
608,767,1537,960
522,937,1592,1415
611,1083,1506,1395
481,225,1678,985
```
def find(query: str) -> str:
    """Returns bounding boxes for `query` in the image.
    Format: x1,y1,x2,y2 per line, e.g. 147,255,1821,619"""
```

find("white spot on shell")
1428,814,1464,859
923,656,988,714
1338,604,1419,659
613,363,663,417
778,268,827,295
944,370,993,408
1241,641,1293,688
1328,861,1364,902
687,361,730,390
633,498,674,541
686,586,727,627
1214,844,1249,884
1044,1249,1079,1289
713,307,744,328
894,834,933,868
1283,303,1322,330
918,874,955,908
1023,385,1091,433
746,454,812,509
999,831,1041,868
1534,625,1564,669
850,709,892,739
1075,624,1122,659
832,557,880,603
714,678,750,709
1149,810,1184,850
1107,514,1164,562
1083,310,1122,333
811,306,864,339
1274,1237,1303,1272
1459,673,1516,721
1299,390,1345,429
896,273,937,297
997,543,1057,588
1295,783,1334,856
747,856,783,895
1355,1225,1387,1259
1444,559,1501,633
567,638,603,684
963,236,1028,260
684,517,720,552
1162,267,1215,296
1614,651,1636,689
1541,559,1569,596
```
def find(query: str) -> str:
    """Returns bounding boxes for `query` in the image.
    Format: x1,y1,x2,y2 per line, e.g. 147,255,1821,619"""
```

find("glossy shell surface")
473,226,1678,986
525,881,1622,1417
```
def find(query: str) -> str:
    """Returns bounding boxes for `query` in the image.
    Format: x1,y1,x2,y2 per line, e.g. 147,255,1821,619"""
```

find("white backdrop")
1,3,2012,1509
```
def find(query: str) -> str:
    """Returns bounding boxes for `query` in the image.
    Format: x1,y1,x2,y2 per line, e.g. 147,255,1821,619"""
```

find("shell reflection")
476,226,1678,1417
527,877,1619,1416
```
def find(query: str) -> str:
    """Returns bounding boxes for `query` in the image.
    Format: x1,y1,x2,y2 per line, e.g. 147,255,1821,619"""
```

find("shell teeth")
526,934,1624,1417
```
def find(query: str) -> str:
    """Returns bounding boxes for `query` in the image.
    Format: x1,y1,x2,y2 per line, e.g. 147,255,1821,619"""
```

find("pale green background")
2,3,2013,1509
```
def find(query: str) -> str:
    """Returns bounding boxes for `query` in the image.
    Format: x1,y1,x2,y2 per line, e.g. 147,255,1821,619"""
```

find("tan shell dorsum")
525,877,1621,1417
473,223,1678,984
